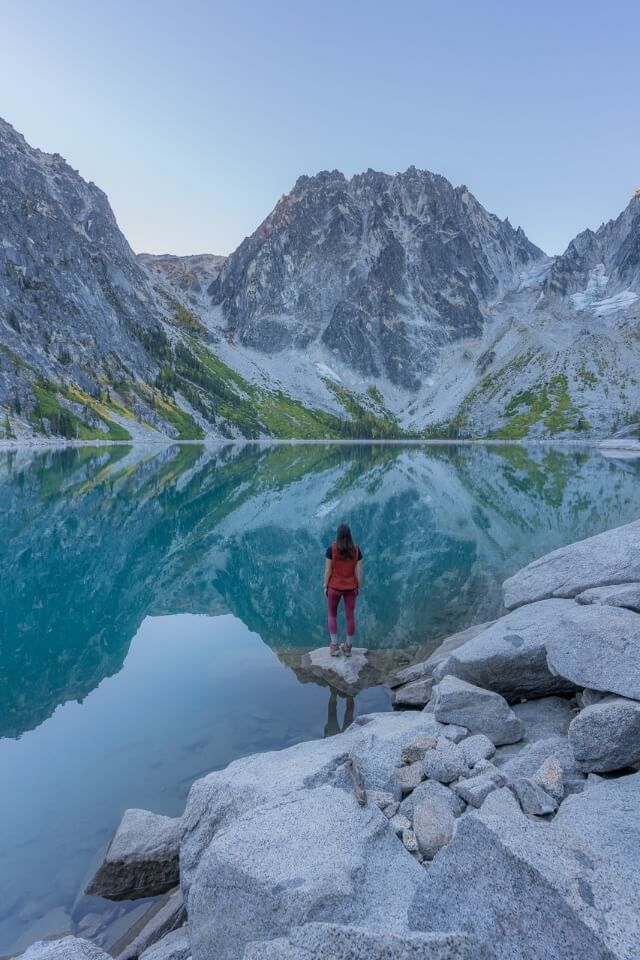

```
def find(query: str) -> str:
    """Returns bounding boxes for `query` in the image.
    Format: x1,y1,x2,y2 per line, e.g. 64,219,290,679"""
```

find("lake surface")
2,441,640,953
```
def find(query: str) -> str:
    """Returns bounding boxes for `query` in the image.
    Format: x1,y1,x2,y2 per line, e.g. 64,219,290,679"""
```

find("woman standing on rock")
324,522,363,657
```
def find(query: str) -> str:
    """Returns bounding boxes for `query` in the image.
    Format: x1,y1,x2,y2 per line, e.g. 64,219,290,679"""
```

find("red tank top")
329,542,360,590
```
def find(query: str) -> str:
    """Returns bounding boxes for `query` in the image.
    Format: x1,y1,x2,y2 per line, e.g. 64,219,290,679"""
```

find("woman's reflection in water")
324,687,355,738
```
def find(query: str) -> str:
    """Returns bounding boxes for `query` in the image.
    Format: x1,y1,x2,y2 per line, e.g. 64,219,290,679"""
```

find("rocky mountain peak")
209,166,544,388
545,195,640,303
3,113,639,444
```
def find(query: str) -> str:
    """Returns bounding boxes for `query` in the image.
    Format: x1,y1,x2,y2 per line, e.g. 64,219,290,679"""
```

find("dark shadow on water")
323,689,355,738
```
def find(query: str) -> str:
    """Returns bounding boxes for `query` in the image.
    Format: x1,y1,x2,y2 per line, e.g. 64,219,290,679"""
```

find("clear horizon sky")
1,0,638,257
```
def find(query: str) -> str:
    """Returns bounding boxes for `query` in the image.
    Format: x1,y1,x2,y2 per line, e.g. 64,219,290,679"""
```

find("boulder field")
22,520,640,960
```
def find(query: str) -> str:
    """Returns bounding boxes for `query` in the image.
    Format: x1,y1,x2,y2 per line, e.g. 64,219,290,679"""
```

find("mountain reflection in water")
2,441,640,953
3,441,640,742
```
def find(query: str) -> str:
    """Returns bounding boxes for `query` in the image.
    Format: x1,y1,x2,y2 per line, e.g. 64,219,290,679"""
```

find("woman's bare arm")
324,558,332,594
355,560,363,589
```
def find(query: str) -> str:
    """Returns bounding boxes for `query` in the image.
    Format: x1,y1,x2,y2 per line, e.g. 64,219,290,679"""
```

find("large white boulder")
435,600,640,704
503,519,640,610
431,676,523,745
569,697,640,772
389,622,498,689
187,786,427,960
431,600,579,701
409,774,640,959
179,711,447,893
545,605,640,700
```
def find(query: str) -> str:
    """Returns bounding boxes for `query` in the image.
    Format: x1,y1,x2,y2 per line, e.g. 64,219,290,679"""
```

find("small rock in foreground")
413,796,455,859
422,739,467,784
452,774,499,809
393,760,425,794
401,736,438,764
531,757,564,802
461,734,495,767
389,813,412,836
399,780,466,820
511,778,558,816
402,828,420,853
438,724,468,743
85,809,181,901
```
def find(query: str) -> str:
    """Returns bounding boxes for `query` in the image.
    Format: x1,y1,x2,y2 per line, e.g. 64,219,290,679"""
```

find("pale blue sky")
1,0,638,256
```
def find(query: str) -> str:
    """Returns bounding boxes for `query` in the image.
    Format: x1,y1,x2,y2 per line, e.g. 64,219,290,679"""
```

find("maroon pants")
327,587,357,638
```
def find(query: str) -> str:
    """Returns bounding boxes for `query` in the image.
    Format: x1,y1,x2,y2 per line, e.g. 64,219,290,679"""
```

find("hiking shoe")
341,642,352,657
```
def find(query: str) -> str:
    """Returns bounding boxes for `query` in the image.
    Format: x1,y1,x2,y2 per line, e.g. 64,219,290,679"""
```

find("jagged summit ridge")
209,166,544,388
2,112,640,442
544,195,640,310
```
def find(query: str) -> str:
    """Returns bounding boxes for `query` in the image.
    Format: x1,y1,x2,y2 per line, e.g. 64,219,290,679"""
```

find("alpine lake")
2,441,640,954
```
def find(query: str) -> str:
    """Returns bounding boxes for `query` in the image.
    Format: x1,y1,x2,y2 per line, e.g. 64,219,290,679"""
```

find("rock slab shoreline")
22,519,640,960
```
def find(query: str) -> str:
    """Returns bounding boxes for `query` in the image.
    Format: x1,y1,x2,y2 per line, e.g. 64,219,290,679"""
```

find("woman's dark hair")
336,523,355,559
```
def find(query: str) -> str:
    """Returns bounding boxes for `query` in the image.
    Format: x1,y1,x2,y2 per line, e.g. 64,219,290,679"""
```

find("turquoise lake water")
2,441,640,953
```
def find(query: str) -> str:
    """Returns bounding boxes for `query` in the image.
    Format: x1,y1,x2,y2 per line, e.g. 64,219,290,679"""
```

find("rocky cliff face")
0,120,397,442
0,118,161,416
406,194,640,439
139,252,226,320
208,168,543,388
544,195,640,308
